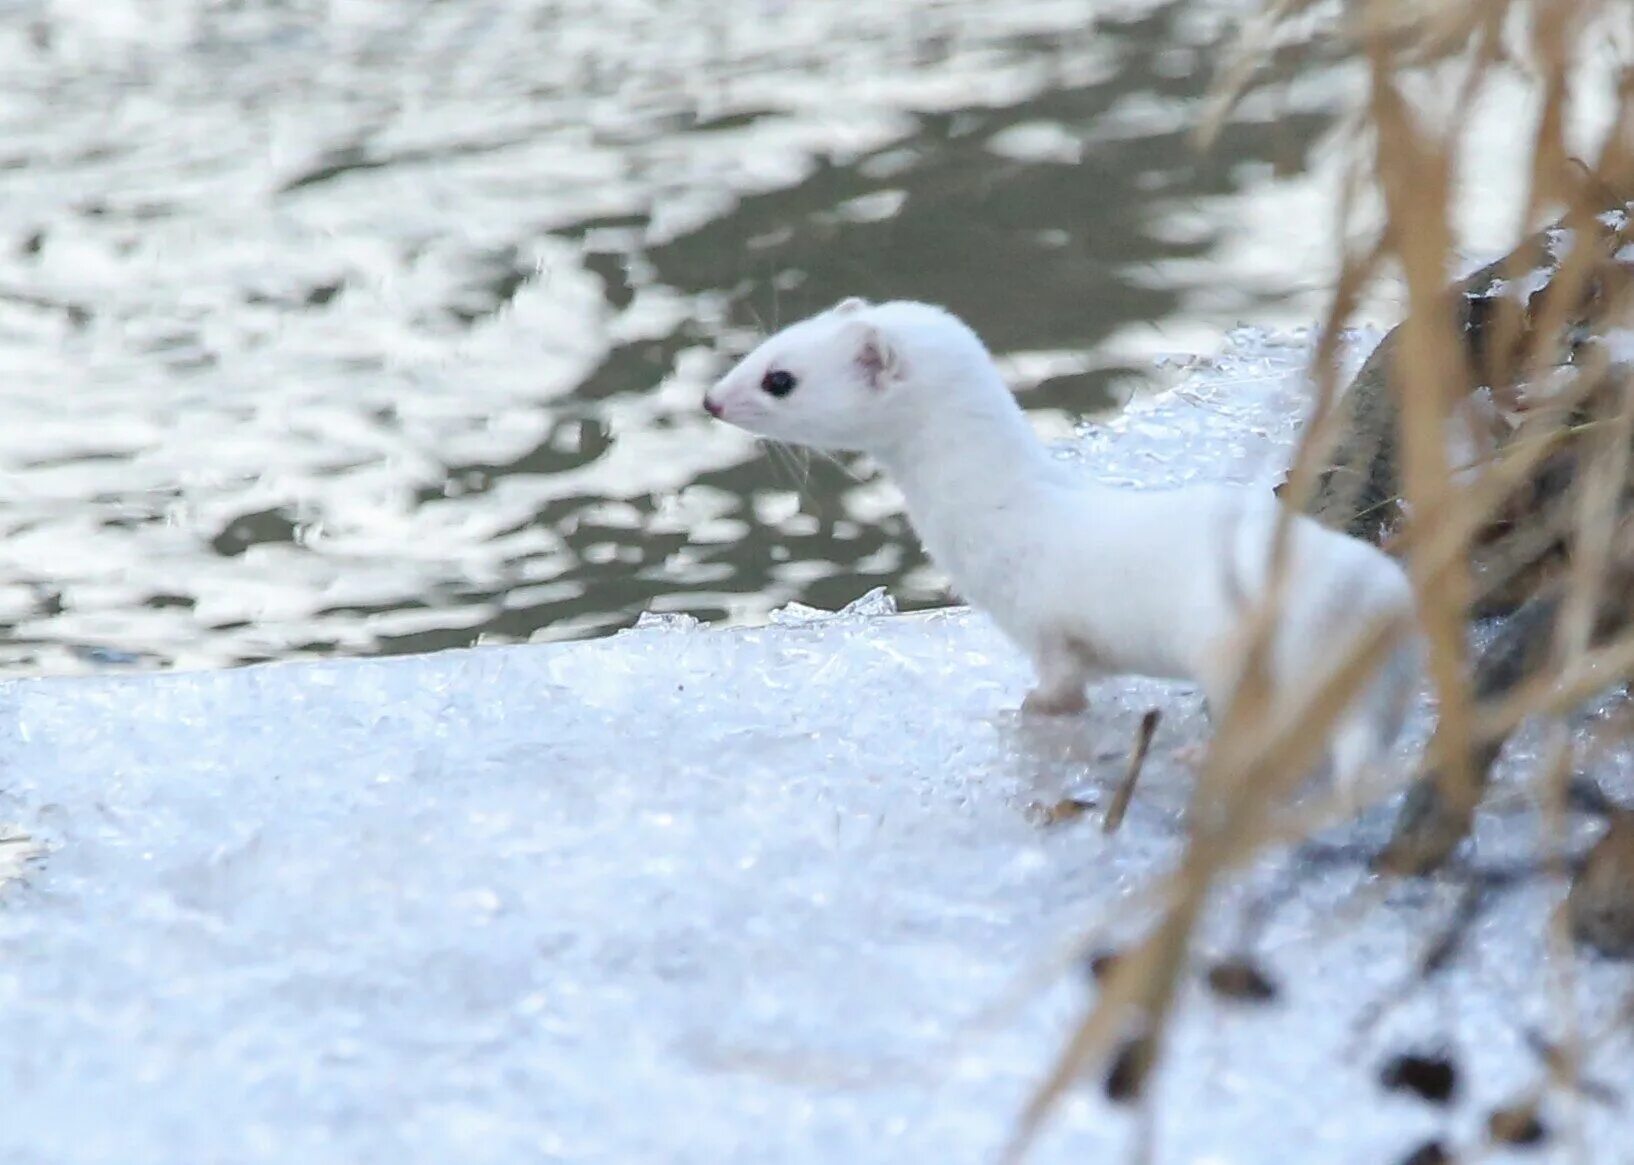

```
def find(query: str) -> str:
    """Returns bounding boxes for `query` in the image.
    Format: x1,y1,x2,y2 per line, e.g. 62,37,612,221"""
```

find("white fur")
704,299,1420,785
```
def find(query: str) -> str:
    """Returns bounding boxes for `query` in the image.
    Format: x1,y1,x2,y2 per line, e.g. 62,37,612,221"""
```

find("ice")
1064,325,1380,490
1487,266,1555,304
1597,328,1634,366
768,586,898,626
1,331,1630,1164
631,611,702,632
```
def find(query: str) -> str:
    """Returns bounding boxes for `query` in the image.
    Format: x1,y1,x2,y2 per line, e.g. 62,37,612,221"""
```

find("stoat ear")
832,296,870,315
851,322,902,389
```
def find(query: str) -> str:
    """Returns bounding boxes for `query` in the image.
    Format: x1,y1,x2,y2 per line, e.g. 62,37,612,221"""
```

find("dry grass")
1008,1,1634,1158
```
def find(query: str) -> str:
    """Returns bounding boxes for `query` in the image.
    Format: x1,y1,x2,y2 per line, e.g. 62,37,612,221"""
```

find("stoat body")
704,298,1420,784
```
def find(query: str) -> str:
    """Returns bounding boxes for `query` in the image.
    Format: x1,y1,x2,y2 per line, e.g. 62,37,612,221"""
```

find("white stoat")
704,298,1421,785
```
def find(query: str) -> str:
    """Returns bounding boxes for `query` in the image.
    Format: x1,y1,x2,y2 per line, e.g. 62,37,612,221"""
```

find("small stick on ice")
1104,710,1160,835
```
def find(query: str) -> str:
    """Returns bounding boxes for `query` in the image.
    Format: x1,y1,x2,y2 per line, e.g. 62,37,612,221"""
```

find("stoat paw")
1021,687,1089,717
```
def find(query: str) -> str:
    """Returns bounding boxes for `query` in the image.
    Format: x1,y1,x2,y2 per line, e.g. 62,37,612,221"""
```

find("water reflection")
0,0,1337,673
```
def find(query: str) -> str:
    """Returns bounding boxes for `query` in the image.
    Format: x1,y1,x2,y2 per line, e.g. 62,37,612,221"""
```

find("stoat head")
703,297,997,453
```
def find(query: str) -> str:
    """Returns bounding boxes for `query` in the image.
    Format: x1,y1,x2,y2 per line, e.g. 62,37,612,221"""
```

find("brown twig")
1104,710,1161,835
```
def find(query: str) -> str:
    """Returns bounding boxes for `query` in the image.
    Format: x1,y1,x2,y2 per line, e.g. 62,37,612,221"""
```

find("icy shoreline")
2,329,1629,1164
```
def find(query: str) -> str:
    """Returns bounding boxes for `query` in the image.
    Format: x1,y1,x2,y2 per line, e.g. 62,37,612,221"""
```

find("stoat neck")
870,374,1058,556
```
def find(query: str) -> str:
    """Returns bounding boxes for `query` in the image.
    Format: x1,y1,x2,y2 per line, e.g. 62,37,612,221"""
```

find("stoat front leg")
1021,636,1096,717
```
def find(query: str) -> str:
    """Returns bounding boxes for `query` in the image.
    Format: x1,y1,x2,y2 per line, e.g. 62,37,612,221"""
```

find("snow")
1597,328,1634,367
2,329,1630,1164
1486,266,1555,305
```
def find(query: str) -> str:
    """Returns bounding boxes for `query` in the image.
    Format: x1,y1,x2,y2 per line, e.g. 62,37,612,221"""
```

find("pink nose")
703,396,723,418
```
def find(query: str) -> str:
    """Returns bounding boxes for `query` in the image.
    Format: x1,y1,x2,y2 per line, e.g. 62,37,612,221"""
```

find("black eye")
760,369,797,398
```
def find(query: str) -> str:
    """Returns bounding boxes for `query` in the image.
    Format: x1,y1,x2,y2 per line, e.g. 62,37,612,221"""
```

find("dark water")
0,0,1343,673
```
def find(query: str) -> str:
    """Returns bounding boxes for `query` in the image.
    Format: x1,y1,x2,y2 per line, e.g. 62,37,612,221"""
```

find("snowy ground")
2,331,1630,1164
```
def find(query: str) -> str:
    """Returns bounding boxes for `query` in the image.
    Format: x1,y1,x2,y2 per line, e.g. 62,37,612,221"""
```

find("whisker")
758,439,786,482
779,441,813,491
808,447,863,482
761,439,803,489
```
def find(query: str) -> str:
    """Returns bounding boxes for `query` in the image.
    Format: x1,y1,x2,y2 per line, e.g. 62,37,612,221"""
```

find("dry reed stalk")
1366,58,1480,835
1010,0,1634,1156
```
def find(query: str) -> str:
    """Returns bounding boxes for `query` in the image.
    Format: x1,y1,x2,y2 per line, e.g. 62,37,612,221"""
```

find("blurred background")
0,0,1565,674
